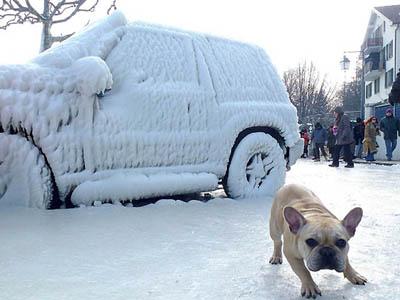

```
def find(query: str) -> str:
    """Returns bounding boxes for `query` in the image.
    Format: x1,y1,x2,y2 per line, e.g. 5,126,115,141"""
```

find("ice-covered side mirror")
70,56,113,97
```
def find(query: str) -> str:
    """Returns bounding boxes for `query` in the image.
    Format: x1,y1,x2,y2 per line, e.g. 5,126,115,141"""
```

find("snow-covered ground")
0,159,399,300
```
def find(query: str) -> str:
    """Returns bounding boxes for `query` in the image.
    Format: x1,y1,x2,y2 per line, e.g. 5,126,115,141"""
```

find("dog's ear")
342,207,363,237
284,206,306,234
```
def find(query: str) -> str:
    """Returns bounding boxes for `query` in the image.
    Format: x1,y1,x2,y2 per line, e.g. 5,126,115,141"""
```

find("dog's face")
297,221,349,272
284,206,363,273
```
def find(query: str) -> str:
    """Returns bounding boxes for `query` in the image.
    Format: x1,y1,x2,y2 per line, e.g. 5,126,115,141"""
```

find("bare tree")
0,0,117,52
337,66,363,120
283,61,338,126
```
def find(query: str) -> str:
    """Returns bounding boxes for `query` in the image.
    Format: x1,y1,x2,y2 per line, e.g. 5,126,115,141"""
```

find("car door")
92,26,207,171
183,39,220,169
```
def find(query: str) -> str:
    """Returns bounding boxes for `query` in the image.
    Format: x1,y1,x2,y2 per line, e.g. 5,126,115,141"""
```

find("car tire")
0,133,59,209
223,132,286,199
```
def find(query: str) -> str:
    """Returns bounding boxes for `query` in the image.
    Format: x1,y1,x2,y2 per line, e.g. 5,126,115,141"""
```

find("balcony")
364,52,384,81
362,37,383,55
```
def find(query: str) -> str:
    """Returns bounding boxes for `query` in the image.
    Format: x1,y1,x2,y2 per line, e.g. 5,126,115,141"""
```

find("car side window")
207,37,268,90
193,41,213,91
128,29,197,84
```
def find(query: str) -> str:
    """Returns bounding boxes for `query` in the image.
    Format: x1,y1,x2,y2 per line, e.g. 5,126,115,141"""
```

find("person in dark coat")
389,70,400,105
379,108,400,161
311,122,327,161
327,125,336,158
353,117,365,158
329,106,354,168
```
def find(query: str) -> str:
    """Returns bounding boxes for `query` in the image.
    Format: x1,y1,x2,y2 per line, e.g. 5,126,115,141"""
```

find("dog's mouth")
318,265,343,272
307,258,345,272
309,264,342,272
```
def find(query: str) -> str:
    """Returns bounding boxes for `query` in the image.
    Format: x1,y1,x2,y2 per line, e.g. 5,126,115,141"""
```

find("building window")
366,82,372,98
385,68,394,88
380,48,385,65
385,41,393,61
389,40,393,59
374,78,380,94
374,25,382,38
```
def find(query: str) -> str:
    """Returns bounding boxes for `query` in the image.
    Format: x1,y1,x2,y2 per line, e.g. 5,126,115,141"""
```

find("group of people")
300,106,400,167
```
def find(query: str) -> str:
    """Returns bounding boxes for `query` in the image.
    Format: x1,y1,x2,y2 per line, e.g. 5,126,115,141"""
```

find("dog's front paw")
301,282,321,298
345,271,367,285
269,255,282,264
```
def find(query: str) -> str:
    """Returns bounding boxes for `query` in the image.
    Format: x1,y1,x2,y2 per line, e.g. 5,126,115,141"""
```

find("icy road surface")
0,160,399,300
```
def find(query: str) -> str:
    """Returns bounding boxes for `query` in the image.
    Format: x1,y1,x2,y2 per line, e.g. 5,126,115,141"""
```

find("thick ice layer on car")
0,11,301,208
71,172,219,205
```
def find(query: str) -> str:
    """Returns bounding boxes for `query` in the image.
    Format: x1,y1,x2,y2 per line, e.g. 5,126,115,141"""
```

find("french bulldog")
269,184,367,298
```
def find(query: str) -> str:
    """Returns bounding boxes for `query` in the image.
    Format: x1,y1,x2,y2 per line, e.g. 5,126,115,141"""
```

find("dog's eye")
335,239,347,248
305,238,318,248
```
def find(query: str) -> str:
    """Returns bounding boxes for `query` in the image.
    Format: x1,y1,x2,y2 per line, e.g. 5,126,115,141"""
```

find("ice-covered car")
0,12,303,209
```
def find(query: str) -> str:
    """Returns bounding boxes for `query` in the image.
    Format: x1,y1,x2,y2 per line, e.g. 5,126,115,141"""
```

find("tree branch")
53,0,100,24
51,31,75,42
24,0,43,20
107,0,117,14
53,3,77,17
0,0,41,29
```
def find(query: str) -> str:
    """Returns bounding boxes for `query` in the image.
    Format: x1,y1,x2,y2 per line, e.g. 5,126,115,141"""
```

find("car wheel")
223,132,286,199
0,133,59,209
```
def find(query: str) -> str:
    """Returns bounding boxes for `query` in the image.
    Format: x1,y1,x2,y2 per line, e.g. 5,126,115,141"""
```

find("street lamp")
339,55,350,118
340,55,351,71
339,51,365,119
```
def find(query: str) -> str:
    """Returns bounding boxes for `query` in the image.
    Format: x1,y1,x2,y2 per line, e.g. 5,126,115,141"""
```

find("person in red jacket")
300,128,310,158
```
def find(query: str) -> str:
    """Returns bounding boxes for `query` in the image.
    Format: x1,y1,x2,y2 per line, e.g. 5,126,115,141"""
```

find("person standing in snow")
389,70,400,105
329,106,354,168
300,128,310,158
379,108,400,161
353,117,365,159
327,125,336,158
363,116,380,162
311,122,328,161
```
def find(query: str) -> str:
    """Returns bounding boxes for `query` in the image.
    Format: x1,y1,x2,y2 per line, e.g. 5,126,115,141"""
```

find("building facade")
362,5,400,160
362,5,400,120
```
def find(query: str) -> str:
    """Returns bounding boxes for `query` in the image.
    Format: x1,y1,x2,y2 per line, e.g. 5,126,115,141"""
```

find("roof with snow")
375,5,400,24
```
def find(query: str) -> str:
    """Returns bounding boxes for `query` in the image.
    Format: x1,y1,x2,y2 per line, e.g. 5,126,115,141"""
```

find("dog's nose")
319,246,335,257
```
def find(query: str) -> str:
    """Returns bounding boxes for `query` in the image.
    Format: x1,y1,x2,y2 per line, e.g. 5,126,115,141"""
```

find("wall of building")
396,26,400,76
364,15,396,112
363,13,400,161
